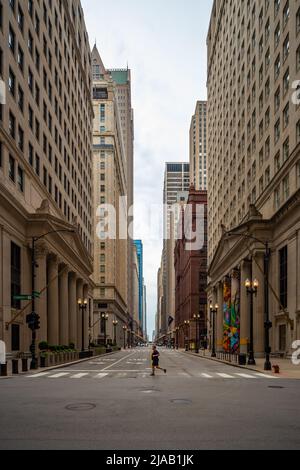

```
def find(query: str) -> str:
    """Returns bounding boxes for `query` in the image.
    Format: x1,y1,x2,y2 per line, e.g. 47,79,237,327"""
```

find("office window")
9,154,15,182
17,166,24,192
8,25,15,54
279,246,288,309
8,67,15,96
11,242,21,310
9,112,15,138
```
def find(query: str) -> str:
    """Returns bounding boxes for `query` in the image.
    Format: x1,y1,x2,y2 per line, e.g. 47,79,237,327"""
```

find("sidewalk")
182,350,300,380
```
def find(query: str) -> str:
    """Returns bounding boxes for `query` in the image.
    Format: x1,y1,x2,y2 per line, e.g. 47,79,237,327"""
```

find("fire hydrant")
272,365,280,374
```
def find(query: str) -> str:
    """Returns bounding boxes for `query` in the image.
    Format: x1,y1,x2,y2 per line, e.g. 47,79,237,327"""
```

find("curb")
180,350,275,375
0,350,120,378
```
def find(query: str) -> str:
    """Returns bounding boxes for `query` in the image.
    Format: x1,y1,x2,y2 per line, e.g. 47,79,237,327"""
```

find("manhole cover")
66,403,96,411
268,386,285,389
170,399,192,405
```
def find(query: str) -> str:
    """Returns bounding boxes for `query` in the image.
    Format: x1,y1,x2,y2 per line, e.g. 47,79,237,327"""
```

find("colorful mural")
223,277,231,352
230,270,241,353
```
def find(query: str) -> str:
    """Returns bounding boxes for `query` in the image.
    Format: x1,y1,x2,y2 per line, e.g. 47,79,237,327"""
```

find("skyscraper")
190,101,207,191
207,0,300,358
158,163,190,340
134,240,144,336
91,46,130,346
0,0,94,353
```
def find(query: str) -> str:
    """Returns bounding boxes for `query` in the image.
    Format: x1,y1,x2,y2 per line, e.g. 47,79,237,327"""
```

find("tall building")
132,244,140,337
175,189,208,349
158,163,190,340
91,46,130,347
0,0,94,353
207,0,300,357
143,282,147,339
134,240,144,336
189,101,207,190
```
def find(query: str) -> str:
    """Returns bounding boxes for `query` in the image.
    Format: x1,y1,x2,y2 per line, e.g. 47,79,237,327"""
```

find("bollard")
22,358,28,372
0,363,8,377
12,359,19,374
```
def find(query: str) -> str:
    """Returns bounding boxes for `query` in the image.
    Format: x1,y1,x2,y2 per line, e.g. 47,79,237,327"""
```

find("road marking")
116,373,127,378
255,373,277,379
201,373,213,378
102,351,137,371
27,372,49,378
216,373,235,379
235,373,257,379
70,373,89,379
49,373,70,378
178,372,190,377
94,373,108,379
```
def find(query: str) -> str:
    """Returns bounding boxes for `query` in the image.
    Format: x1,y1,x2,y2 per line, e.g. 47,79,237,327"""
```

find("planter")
40,356,47,368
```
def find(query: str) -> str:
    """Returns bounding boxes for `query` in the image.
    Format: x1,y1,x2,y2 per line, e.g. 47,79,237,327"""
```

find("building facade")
207,0,300,357
174,189,208,349
158,163,190,341
0,0,94,354
189,101,207,191
91,46,130,347
134,240,144,336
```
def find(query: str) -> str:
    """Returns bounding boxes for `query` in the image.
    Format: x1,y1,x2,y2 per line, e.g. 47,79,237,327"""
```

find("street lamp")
245,278,259,366
78,298,88,352
184,320,190,351
193,314,201,354
28,229,75,370
101,313,109,346
210,303,219,358
123,326,127,349
112,320,118,346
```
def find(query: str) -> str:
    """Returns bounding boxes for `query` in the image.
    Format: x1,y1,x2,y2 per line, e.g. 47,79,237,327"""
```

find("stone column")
47,255,59,345
240,260,251,354
76,279,83,349
216,282,224,352
253,253,265,357
59,265,69,346
83,284,90,350
68,273,77,347
35,243,48,343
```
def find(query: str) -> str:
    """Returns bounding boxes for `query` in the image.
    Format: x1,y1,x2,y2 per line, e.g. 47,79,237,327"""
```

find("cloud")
82,0,213,336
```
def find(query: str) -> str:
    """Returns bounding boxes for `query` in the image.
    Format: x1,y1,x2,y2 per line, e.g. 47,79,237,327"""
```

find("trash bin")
238,354,247,366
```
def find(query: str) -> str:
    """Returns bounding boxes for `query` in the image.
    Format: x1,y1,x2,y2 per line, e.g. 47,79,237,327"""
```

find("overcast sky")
82,0,213,337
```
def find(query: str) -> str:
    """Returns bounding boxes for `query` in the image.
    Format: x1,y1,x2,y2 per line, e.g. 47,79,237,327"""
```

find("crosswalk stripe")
71,373,89,379
201,373,213,378
49,373,70,378
235,373,256,379
28,372,49,378
94,373,108,379
217,373,234,379
255,373,277,379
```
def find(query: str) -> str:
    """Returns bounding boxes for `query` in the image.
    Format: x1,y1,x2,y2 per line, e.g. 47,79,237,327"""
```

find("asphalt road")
0,347,299,450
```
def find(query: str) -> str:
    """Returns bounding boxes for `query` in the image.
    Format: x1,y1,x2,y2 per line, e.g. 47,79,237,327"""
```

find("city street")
0,348,300,450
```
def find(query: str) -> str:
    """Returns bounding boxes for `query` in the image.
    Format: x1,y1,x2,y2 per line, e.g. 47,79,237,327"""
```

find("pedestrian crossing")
26,370,278,381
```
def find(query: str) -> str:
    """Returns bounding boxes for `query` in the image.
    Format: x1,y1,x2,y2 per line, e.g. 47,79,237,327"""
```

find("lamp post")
193,314,201,354
123,326,127,349
112,320,118,346
78,298,88,352
175,327,179,350
184,320,190,351
28,229,75,370
245,278,259,366
101,313,109,346
210,303,219,358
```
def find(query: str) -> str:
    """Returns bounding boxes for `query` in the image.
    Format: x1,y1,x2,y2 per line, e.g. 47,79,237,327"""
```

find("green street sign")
13,295,32,301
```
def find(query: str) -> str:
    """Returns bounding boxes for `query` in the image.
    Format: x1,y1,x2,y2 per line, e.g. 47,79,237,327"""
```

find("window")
279,246,288,309
279,325,286,352
283,103,289,129
9,154,15,182
283,35,289,62
283,68,289,95
17,46,24,72
283,138,289,162
18,126,24,151
274,186,281,209
283,175,289,200
11,242,21,310
274,119,280,143
17,166,24,192
18,86,24,112
9,112,15,138
274,86,280,113
8,68,15,96
8,25,15,54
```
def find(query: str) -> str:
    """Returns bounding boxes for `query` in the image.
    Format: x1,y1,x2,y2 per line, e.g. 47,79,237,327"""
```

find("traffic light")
26,313,41,331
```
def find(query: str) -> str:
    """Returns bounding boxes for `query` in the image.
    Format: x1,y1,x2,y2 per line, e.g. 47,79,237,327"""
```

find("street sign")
13,292,40,301
13,295,32,301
